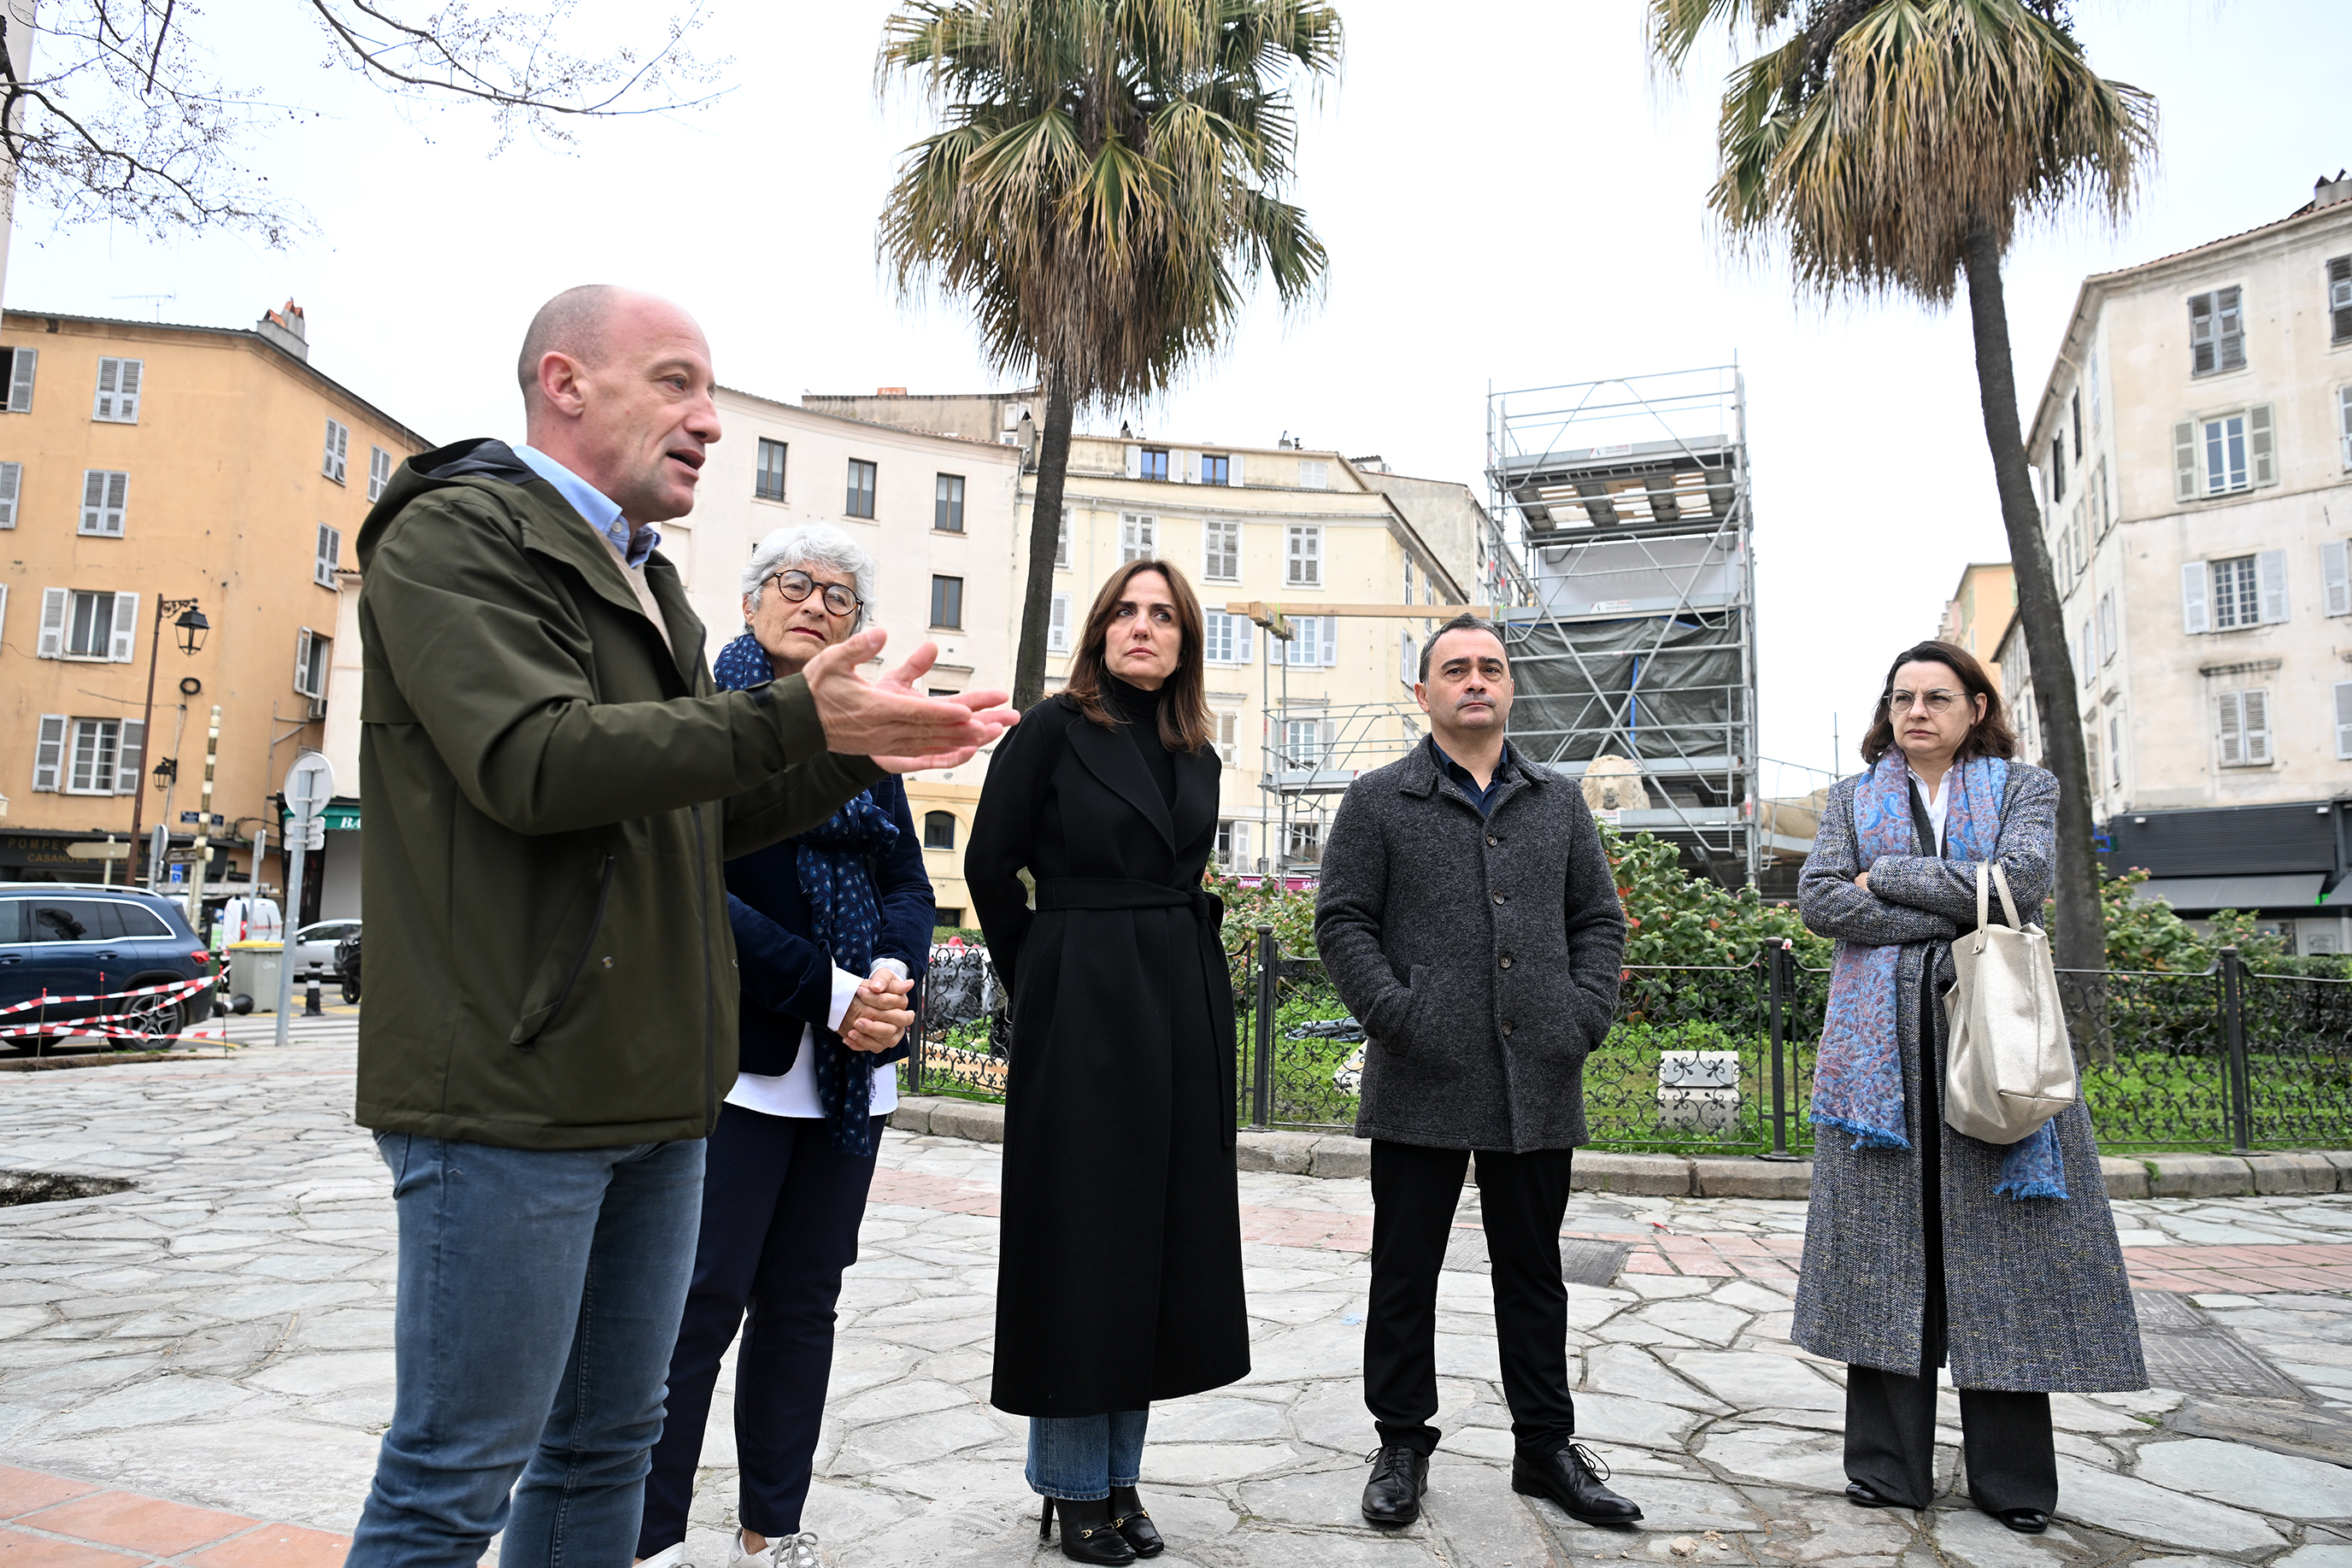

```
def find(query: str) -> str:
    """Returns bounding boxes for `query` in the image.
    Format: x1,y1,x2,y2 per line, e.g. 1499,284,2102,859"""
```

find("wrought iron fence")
907,932,2352,1155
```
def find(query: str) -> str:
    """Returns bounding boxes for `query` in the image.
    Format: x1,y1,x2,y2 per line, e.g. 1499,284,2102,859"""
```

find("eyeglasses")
767,570,861,618
1889,688,1964,714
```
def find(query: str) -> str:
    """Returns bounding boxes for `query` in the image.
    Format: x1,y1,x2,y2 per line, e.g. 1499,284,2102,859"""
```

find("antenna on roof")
109,293,177,321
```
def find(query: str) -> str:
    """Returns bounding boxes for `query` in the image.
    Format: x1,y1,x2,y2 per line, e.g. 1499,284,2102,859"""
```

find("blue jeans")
345,1133,706,1568
1027,1409,1149,1501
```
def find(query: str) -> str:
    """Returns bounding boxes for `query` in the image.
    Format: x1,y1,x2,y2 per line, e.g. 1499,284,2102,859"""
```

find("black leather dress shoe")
1361,1445,1429,1527
1511,1442,1643,1525
1038,1496,1138,1564
1108,1485,1165,1558
1846,1482,1902,1509
1991,1507,2049,1535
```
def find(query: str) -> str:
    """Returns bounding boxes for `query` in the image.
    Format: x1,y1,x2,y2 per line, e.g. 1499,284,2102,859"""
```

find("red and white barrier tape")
0,972,220,1043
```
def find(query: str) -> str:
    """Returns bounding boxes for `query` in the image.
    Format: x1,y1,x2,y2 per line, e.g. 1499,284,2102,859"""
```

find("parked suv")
0,884,217,1044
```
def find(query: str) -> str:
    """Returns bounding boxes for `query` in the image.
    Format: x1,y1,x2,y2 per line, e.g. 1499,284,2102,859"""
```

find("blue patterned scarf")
715,631,901,1155
1813,750,2067,1201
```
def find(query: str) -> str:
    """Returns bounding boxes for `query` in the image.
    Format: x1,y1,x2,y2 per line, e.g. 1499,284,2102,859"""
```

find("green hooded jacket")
352,438,881,1149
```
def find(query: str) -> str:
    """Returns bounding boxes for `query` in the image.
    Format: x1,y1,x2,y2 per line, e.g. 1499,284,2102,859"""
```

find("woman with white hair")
636,524,936,1568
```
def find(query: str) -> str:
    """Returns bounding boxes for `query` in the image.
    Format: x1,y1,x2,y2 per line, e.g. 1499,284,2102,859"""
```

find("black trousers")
1843,970,2056,1513
1365,1139,1577,1457
637,1106,883,1556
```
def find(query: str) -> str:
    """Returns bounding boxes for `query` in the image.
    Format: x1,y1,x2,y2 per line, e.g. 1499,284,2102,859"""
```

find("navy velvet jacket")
723,773,935,1078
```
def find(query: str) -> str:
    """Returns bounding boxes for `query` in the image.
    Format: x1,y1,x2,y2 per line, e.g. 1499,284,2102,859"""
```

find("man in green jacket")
344,285,1012,1568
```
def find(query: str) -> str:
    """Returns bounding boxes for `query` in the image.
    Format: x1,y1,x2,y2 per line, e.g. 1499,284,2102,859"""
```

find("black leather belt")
1035,878,1219,922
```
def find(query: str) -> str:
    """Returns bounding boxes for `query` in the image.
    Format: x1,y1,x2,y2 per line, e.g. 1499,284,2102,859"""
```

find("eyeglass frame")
764,568,862,619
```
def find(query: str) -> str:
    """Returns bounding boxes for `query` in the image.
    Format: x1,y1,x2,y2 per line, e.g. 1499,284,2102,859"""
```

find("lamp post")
128,599,209,856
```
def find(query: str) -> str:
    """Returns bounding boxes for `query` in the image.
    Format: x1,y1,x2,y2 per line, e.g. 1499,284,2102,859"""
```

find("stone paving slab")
3,1042,2351,1567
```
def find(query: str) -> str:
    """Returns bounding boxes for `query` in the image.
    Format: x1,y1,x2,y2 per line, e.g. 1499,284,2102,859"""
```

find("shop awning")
2132,874,2326,913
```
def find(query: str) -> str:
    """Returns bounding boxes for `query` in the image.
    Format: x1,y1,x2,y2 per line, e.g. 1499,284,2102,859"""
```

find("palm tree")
1649,0,2156,970
878,0,1342,711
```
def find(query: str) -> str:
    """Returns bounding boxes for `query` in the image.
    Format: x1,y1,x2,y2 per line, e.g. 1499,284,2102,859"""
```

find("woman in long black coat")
967,558,1249,1565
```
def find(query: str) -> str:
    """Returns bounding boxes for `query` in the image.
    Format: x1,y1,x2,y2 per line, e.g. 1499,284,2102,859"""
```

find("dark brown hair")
1859,639,2019,766
1062,559,1214,753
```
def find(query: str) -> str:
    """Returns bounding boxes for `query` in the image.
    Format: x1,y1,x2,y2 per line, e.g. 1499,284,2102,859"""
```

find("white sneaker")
638,1546,695,1568
730,1531,827,1568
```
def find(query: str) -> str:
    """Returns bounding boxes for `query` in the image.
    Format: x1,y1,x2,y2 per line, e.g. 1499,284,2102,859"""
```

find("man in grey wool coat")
1314,614,1643,1532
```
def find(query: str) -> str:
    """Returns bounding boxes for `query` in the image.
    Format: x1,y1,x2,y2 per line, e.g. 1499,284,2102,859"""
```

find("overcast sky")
8,0,2336,790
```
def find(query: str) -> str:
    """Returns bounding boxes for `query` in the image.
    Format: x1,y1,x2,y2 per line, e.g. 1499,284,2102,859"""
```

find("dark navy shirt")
1429,736,1513,818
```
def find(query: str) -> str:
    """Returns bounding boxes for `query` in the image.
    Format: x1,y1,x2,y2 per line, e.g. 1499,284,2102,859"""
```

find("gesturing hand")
802,630,1018,772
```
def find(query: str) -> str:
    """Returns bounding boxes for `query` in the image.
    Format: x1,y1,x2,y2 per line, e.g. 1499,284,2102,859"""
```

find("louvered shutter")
2256,549,2289,624
109,592,138,661
1402,631,1416,684
1235,614,1252,664
1056,508,1071,567
1047,593,1068,653
2324,540,2350,617
0,461,19,527
2217,693,2243,766
2337,682,2352,760
118,360,141,420
2085,725,2100,792
1125,446,1142,479
2218,287,2246,371
323,420,348,483
2108,715,2123,787
2179,561,2211,634
2331,257,2352,342
93,357,116,419
315,524,342,588
2341,387,2352,469
2173,422,2197,501
7,346,35,412
115,719,144,795
1181,450,1198,484
2249,404,2276,485
38,586,66,657
2243,689,2271,764
2189,294,2216,375
1319,616,1338,667
83,469,127,535
1228,453,1244,488
2097,593,2116,664
32,714,65,790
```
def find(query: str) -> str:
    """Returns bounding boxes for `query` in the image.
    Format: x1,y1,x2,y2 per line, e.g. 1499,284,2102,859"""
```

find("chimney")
257,298,309,362
875,385,907,396
2314,170,2352,209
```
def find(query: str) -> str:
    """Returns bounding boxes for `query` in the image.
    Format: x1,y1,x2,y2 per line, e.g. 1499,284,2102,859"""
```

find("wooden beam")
1226,601,1493,621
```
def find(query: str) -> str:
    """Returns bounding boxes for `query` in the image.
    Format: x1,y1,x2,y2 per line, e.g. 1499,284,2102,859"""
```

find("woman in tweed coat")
1796,640,2142,1535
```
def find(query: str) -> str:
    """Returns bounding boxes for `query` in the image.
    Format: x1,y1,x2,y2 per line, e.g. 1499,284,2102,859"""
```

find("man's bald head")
518,285,624,408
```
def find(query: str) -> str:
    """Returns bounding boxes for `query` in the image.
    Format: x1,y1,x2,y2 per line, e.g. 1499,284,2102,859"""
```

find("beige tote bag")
1943,862,2078,1145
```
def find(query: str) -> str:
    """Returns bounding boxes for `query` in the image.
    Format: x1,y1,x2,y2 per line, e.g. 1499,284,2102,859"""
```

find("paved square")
3,1033,2349,1567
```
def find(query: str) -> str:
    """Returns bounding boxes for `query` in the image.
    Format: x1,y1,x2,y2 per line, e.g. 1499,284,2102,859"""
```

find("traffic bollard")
304,966,324,1017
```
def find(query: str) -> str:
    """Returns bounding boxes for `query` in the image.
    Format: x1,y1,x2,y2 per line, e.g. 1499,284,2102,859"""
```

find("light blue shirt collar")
513,443,661,569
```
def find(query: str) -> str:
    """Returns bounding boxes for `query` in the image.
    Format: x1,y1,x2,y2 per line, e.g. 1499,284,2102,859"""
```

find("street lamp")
128,599,209,860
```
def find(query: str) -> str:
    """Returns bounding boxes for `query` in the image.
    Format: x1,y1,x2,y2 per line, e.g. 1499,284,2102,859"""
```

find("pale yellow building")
0,303,429,919
1935,561,2016,692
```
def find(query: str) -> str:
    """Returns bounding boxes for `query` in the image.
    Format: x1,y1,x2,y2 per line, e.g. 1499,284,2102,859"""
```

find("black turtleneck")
1102,673,1178,806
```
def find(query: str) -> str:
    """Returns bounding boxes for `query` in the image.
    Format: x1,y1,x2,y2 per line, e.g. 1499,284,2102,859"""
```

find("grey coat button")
1499,955,1514,969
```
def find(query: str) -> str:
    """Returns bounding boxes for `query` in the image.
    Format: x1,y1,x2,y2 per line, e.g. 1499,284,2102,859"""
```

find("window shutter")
2085,725,2100,793
2079,620,2094,686
2256,549,2289,623
118,360,142,420
2173,422,2196,501
93,357,116,419
315,524,342,588
2189,294,2215,375
108,591,138,661
368,446,391,502
38,586,66,657
7,346,34,412
2179,561,2209,634
1401,631,1416,684
2341,387,2352,470
1236,613,1253,664
115,719,144,795
2331,256,2352,342
296,626,315,694
1299,459,1327,489
32,714,65,790
1125,445,1142,479
1047,593,1069,654
2337,681,2352,760
2324,539,2351,617
1181,450,1199,484
1056,507,1071,568
2248,403,2276,486
2216,693,2243,766
1228,453,1244,488
2243,688,2271,763
0,460,18,527
2217,286,2245,371
2097,593,2116,664
1319,616,1338,667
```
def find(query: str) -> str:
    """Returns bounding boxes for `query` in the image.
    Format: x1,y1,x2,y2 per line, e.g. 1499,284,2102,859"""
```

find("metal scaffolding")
1484,366,1777,888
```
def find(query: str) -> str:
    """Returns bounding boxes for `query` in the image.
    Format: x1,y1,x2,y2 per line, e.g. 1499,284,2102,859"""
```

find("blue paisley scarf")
715,630,902,1156
1812,750,2067,1201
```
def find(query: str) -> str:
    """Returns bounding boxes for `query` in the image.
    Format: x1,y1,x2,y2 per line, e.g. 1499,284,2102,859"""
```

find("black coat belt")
1036,878,1220,922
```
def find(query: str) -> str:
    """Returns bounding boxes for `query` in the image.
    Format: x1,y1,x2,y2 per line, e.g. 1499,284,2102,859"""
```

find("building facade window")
1274,614,1335,667
1120,513,1155,562
1214,818,1250,863
92,358,142,423
1284,718,1324,769
2174,405,2276,498
79,469,128,536
2096,590,2116,665
2325,539,2350,617
0,461,19,527
2336,680,2352,761
930,574,963,630
368,445,392,502
2328,255,2352,344
1056,507,1071,568
2108,713,2123,789
295,628,331,699
1139,448,1170,481
923,811,957,850
1202,518,1239,581
1215,712,1240,766
2215,688,2270,766
322,419,349,484
2188,286,2246,376
2049,438,2065,501
2070,391,2083,456
1297,459,1328,489
1200,453,1230,486
1202,608,1253,664
65,717,144,794
846,458,877,519
2182,553,2290,633
3,345,36,412
1048,591,1070,653
756,438,787,501
39,588,136,661
2338,386,2352,470
1286,819,1322,864
935,473,965,531
1285,524,1321,587
315,524,342,589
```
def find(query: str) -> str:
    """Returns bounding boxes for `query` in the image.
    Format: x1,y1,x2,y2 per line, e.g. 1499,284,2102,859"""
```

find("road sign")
275,752,335,1048
179,811,225,826
283,751,335,813
168,864,185,886
165,849,207,864
64,841,131,860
